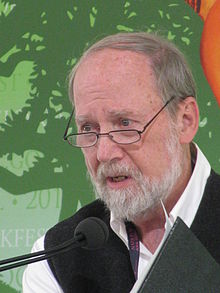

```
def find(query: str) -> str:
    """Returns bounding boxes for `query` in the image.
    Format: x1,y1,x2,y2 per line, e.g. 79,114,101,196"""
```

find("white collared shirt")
22,144,211,292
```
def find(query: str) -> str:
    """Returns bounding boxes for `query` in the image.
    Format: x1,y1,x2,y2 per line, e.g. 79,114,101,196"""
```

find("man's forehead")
73,48,160,119
75,48,151,77
73,49,155,98
75,107,150,123
76,108,133,118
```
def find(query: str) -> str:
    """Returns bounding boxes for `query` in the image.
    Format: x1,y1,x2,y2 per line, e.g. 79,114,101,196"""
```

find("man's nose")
96,135,124,163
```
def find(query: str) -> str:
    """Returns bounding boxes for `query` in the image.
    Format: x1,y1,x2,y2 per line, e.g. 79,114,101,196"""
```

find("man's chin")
98,193,160,222
110,205,154,222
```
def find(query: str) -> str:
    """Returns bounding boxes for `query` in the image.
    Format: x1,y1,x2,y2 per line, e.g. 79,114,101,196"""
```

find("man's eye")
82,124,92,132
121,119,130,127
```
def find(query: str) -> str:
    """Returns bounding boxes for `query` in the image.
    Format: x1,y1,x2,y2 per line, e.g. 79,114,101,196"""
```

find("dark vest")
45,170,220,293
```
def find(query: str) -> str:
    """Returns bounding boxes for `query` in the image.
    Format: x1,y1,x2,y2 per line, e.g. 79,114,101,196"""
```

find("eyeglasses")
63,96,175,148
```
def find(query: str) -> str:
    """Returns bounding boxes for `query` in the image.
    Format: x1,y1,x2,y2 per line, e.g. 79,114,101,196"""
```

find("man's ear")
176,97,199,144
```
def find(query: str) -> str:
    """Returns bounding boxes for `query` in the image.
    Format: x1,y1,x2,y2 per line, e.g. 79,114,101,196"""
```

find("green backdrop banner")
0,1,219,292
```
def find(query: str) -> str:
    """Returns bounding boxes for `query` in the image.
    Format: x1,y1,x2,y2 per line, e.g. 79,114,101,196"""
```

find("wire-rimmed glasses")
63,96,175,148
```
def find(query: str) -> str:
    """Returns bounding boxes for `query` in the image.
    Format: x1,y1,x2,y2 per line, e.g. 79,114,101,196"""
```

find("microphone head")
74,217,109,250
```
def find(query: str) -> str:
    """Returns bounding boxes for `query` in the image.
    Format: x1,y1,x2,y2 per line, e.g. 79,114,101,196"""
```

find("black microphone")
0,217,109,272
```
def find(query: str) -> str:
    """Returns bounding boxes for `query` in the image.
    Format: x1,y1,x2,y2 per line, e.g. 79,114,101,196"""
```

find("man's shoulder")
198,169,220,211
205,169,220,197
45,199,109,248
191,169,220,263
62,199,109,224
207,169,220,184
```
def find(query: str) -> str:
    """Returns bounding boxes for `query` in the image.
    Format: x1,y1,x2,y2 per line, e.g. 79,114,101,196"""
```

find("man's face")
73,49,183,221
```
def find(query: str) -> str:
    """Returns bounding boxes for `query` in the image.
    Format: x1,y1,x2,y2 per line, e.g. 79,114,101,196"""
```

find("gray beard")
88,129,183,222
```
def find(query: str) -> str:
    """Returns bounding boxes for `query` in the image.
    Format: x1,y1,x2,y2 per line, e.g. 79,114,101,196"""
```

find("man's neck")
133,206,166,253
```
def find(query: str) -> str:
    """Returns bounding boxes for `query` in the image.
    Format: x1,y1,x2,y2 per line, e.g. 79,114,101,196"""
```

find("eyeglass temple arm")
63,108,75,140
141,96,175,133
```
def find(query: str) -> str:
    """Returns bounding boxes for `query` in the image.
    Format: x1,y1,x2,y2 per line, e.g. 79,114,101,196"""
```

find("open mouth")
110,176,129,182
105,175,132,189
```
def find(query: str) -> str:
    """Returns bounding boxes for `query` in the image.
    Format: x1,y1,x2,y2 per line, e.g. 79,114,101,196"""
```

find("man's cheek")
83,154,96,178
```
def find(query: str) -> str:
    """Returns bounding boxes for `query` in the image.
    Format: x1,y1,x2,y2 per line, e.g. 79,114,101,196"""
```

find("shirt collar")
169,143,211,227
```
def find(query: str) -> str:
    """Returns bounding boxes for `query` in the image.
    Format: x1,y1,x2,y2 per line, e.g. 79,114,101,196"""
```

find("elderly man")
23,32,220,292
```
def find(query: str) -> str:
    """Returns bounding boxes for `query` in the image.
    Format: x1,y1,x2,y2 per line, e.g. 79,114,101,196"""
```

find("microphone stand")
0,234,85,272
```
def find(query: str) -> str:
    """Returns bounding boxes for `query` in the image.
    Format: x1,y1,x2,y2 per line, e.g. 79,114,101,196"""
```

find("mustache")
96,161,141,182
